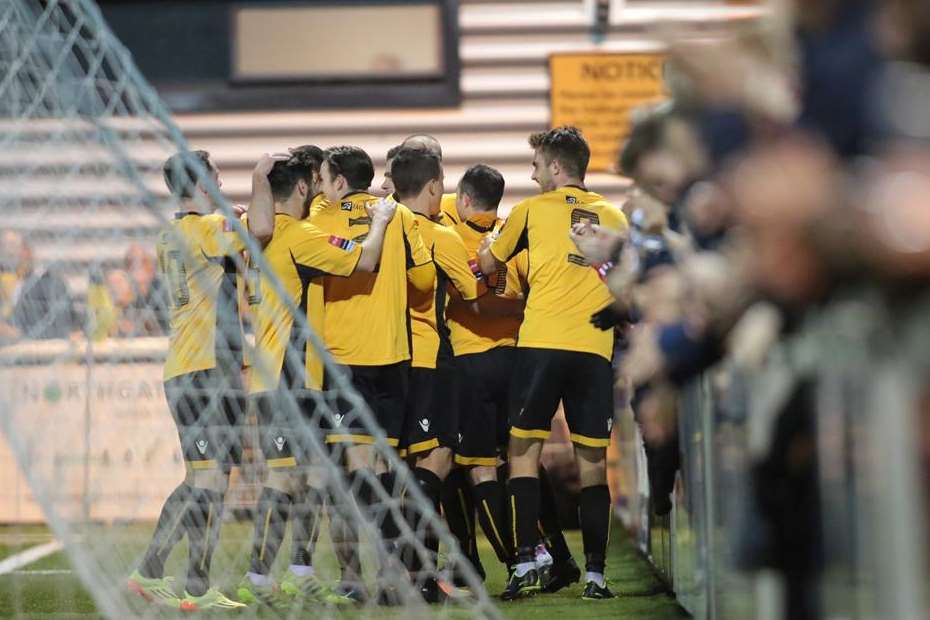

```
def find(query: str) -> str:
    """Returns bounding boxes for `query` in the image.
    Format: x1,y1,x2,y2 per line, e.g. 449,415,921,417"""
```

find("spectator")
0,230,78,341
124,243,170,335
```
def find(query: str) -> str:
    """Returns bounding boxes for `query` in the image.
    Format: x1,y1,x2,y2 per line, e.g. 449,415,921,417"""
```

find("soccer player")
310,145,435,601
388,147,485,602
450,165,582,593
396,135,487,579
237,151,397,607
129,150,246,611
399,134,459,226
479,126,628,600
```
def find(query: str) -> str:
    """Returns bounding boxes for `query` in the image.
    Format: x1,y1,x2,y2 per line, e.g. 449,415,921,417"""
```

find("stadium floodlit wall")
96,0,462,111
618,292,930,619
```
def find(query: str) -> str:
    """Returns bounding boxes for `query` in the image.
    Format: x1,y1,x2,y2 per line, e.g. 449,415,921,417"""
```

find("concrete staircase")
8,1,763,297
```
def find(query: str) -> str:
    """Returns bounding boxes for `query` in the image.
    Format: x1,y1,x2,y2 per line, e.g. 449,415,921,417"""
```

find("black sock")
184,487,224,597
441,468,480,573
579,484,611,574
405,467,443,575
139,483,192,579
538,465,572,563
508,476,540,564
290,486,324,567
248,487,292,576
377,471,401,548
327,498,362,584
472,480,513,566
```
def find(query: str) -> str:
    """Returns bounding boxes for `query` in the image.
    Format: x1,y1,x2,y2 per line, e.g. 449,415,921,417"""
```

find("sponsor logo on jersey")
348,216,371,227
418,418,430,432
567,253,590,267
328,236,357,252
196,439,208,455
274,436,286,452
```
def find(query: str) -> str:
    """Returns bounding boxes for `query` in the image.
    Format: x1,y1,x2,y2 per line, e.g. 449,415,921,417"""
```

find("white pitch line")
0,540,64,575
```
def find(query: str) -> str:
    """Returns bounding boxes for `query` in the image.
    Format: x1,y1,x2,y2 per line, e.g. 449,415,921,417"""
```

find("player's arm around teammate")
238,151,396,608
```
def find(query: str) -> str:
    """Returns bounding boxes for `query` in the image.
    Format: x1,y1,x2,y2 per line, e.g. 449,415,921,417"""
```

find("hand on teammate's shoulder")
367,197,397,225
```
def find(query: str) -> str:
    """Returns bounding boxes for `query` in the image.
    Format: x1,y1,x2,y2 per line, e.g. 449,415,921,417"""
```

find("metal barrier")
617,291,930,619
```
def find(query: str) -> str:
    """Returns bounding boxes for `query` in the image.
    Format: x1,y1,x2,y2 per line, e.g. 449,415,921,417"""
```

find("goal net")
0,1,496,618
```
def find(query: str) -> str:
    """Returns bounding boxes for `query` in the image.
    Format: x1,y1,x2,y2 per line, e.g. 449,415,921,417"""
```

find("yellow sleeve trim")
406,438,440,455
454,455,499,467
187,459,218,471
510,427,551,441
569,433,611,448
266,456,297,469
325,434,399,447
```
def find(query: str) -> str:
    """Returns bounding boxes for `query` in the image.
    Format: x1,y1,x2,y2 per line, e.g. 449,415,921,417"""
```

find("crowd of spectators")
564,1,930,617
0,231,171,344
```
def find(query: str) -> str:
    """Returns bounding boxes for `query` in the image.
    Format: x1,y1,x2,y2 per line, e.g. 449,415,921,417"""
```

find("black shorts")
401,363,459,457
509,348,614,448
455,346,515,466
324,361,409,447
164,367,245,471
252,388,329,469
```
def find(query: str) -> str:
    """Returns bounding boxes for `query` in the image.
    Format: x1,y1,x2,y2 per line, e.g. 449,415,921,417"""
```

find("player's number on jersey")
568,209,601,266
570,208,600,228
246,259,261,305
165,250,190,308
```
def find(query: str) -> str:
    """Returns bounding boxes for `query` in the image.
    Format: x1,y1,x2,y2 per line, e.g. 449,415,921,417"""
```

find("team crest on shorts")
341,201,354,211
273,436,286,451
418,418,430,432
333,413,344,426
607,418,613,432
196,439,208,455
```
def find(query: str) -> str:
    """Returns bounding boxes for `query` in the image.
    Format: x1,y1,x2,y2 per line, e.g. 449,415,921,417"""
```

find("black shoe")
376,585,403,607
581,580,615,600
334,581,368,604
541,557,581,593
500,569,540,601
419,578,447,605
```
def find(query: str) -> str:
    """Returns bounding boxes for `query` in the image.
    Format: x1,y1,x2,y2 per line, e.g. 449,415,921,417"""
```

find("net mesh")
0,1,497,617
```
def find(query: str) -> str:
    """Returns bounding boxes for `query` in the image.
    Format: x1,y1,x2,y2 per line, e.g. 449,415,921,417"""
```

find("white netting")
0,1,497,618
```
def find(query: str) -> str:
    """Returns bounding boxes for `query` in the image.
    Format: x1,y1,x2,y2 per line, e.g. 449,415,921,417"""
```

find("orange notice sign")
550,53,667,172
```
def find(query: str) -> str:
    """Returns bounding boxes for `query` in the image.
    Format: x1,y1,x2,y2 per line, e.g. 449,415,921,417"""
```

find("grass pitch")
0,520,686,619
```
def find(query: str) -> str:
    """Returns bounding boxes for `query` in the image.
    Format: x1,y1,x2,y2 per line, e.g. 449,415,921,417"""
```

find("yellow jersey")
438,192,460,227
249,214,363,394
409,212,483,368
157,212,246,380
489,186,627,361
310,191,432,366
446,211,527,356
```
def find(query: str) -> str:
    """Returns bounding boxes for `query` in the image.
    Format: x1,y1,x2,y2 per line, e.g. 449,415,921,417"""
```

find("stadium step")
13,0,756,295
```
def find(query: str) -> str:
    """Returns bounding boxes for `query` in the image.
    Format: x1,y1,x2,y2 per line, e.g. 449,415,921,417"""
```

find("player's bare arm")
248,153,290,247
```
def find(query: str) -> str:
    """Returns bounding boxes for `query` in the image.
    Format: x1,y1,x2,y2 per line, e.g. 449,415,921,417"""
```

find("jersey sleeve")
292,224,362,277
434,228,484,301
401,207,433,269
489,200,530,263
497,250,528,298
